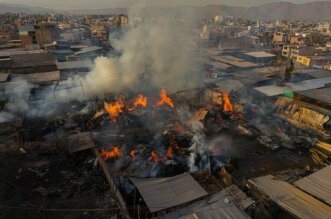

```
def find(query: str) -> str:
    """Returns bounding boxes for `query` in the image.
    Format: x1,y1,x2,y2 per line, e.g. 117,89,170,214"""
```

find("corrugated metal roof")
0,73,9,82
211,56,257,68
56,60,93,70
248,175,331,219
255,76,331,96
73,46,102,56
295,88,331,105
12,71,59,84
0,49,45,57
294,165,331,206
245,51,276,58
159,185,251,219
130,173,208,213
11,53,56,68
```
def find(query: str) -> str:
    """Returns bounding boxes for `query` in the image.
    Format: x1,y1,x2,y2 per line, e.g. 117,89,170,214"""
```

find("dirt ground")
0,149,118,219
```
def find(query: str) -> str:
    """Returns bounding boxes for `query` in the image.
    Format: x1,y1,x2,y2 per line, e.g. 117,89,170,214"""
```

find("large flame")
222,91,233,112
104,96,125,123
128,95,147,111
157,88,174,108
151,151,160,163
101,146,122,160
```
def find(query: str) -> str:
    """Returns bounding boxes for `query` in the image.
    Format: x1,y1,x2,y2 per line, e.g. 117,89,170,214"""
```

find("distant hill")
0,1,331,20
205,1,331,20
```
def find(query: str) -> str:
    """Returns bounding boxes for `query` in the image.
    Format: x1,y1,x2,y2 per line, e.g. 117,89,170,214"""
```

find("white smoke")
1,1,204,119
188,121,208,172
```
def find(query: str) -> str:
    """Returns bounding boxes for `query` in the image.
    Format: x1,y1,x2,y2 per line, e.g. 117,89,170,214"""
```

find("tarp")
249,175,331,219
130,173,208,213
294,165,331,206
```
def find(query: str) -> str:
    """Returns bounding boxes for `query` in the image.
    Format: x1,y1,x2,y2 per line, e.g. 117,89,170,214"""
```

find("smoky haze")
1,0,205,120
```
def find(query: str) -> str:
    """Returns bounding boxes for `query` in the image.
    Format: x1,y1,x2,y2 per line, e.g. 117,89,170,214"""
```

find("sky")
0,0,329,10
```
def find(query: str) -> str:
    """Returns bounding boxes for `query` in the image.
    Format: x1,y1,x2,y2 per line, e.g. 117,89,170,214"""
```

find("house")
17,25,36,46
290,35,307,45
273,32,288,43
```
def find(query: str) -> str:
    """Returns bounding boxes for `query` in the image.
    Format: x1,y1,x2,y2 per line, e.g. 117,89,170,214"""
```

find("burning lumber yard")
1,2,331,219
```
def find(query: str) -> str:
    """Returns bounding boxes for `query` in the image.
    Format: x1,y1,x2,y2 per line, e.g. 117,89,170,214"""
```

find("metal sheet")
249,175,331,219
294,165,331,206
130,173,208,213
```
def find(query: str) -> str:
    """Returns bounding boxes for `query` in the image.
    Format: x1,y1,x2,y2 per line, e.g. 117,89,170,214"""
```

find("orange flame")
151,151,159,163
166,147,173,158
157,88,174,108
175,125,185,133
104,96,125,123
101,146,122,160
130,149,135,158
222,92,233,112
128,95,147,111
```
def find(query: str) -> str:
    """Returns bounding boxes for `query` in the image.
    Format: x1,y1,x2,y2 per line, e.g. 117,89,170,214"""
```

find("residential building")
273,32,288,43
17,25,36,46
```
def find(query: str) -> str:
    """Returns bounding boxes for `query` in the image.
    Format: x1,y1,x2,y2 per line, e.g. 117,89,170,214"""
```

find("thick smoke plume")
1,0,204,119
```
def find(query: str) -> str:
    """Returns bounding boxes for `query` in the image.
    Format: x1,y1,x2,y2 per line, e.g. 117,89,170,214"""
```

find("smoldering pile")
86,88,247,179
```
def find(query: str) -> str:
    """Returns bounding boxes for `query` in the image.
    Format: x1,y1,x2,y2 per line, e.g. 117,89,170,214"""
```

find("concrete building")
17,25,36,46
273,32,288,43
290,35,307,45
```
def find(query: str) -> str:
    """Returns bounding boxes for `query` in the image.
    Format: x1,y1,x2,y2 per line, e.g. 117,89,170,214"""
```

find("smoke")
0,77,33,118
188,121,208,172
82,0,203,95
1,0,205,119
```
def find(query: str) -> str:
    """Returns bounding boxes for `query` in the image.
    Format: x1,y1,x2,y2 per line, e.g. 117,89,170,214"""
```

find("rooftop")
248,175,331,219
11,53,56,69
245,51,276,58
130,173,208,213
56,60,93,70
159,185,251,219
294,165,331,206
17,25,35,32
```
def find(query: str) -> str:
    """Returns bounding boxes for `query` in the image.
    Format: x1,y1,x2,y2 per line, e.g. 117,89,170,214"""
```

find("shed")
130,173,208,213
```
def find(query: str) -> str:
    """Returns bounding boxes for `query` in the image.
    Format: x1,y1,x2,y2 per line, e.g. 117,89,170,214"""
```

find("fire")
175,125,185,133
150,151,159,163
222,91,233,112
130,149,135,158
101,146,122,160
157,88,174,108
166,147,173,158
104,96,125,123
128,95,147,111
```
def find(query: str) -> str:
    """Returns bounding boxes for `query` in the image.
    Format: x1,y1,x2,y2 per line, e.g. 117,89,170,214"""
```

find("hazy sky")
0,0,329,9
